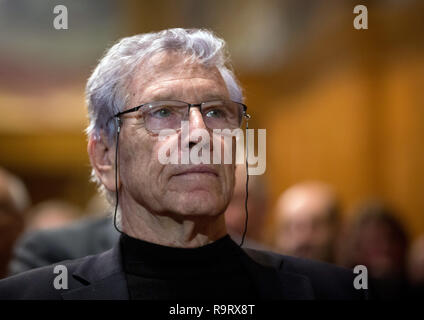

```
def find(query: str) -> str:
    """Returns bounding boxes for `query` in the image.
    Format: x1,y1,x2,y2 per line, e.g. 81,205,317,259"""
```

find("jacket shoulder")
0,255,93,300
244,248,369,300
9,217,118,275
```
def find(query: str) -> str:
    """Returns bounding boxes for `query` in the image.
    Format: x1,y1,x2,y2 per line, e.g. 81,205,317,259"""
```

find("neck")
120,200,228,248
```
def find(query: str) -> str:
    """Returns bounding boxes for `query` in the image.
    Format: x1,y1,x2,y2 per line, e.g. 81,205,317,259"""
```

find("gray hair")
85,28,244,215
86,28,243,142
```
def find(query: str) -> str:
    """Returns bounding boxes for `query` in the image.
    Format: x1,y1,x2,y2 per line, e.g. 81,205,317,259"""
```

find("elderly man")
0,28,367,300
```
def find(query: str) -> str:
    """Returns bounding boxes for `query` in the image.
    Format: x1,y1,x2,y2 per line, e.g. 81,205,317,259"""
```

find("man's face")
117,53,235,218
275,189,336,261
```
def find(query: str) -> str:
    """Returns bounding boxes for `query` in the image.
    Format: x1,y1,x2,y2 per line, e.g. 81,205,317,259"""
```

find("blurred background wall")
1,0,423,240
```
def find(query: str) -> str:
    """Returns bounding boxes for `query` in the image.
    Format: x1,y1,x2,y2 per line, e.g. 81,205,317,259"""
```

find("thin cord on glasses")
114,118,123,234
239,118,249,247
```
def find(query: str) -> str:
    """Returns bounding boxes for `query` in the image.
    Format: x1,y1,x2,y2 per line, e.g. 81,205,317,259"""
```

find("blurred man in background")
0,168,30,278
8,195,118,275
273,181,341,263
25,200,79,231
408,234,424,286
342,201,409,299
408,235,424,298
225,165,269,249
343,201,408,279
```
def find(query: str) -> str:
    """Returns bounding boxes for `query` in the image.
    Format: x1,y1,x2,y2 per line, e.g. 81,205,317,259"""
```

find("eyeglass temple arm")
242,105,251,120
114,105,141,118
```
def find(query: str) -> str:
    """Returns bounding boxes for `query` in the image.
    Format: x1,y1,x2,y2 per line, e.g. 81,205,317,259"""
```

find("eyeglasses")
114,100,250,133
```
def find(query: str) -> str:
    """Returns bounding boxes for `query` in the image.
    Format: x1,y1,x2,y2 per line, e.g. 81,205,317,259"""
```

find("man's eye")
205,109,225,118
152,107,172,118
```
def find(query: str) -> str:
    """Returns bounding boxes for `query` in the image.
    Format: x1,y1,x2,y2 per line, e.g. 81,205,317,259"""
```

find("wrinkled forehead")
128,51,229,101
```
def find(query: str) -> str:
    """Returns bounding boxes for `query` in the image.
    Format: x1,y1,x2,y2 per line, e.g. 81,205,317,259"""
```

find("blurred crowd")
1,165,423,299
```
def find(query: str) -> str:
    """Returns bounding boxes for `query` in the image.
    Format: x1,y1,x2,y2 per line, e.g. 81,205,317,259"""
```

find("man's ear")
87,132,119,192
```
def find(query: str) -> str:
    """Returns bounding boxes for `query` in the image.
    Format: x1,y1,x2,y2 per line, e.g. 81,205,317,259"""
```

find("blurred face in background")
274,182,339,262
408,235,424,285
353,217,407,279
344,202,409,280
26,201,79,231
0,169,28,278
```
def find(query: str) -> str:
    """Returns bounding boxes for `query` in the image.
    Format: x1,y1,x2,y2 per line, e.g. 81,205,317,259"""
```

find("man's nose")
187,107,210,148
188,107,207,130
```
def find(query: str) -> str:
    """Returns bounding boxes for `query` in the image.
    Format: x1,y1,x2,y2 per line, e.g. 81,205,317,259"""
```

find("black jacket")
0,241,369,300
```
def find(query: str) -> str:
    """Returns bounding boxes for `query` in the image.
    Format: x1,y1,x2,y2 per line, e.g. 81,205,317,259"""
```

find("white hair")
85,28,244,215
86,28,243,142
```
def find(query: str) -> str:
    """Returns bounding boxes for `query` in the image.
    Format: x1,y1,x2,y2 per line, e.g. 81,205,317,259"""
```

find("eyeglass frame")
112,99,250,133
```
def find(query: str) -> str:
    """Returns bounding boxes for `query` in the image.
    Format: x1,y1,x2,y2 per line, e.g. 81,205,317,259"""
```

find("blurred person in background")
25,200,80,231
408,234,424,285
407,234,424,298
225,165,269,250
273,181,341,264
0,168,30,279
341,200,410,299
8,194,118,275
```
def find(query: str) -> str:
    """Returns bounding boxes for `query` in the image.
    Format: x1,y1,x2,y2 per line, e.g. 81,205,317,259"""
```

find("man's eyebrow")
144,91,228,103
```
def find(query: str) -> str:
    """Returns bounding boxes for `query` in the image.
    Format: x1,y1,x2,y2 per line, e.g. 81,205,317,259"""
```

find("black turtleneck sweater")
120,233,258,300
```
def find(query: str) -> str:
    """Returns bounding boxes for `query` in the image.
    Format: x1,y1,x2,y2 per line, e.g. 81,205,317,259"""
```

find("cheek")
223,164,235,193
215,135,236,189
119,132,159,189
215,134,238,165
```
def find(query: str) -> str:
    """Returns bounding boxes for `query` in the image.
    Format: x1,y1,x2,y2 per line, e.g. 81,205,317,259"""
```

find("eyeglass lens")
138,100,243,131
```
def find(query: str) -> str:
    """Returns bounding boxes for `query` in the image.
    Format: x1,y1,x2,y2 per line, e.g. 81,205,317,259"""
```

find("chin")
169,191,227,217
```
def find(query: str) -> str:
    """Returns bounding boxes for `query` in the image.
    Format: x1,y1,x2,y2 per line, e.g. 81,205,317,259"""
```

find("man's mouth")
173,165,219,177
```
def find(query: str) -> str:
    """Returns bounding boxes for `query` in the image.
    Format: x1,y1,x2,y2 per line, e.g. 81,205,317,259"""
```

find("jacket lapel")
242,248,315,300
61,244,129,300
